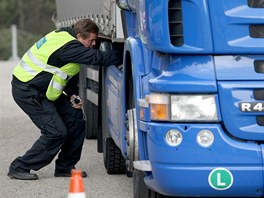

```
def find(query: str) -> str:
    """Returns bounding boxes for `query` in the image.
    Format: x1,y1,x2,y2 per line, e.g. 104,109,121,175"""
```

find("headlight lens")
149,94,218,121
171,95,218,121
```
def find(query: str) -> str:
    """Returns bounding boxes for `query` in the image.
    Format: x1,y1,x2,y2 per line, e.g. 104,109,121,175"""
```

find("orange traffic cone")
68,169,86,198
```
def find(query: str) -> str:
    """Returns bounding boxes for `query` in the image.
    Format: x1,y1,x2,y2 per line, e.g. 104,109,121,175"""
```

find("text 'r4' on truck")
54,0,264,197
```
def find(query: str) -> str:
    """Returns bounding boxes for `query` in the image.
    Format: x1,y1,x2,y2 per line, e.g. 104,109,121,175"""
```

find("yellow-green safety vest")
13,30,80,101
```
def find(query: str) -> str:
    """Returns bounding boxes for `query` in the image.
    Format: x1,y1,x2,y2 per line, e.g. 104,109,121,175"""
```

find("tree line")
0,0,56,60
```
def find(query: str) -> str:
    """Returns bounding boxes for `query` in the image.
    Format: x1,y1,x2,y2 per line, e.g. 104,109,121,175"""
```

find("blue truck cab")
55,0,264,197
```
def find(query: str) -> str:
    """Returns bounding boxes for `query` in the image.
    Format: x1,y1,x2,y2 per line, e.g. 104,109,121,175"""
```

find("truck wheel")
133,170,171,198
133,170,149,198
103,137,126,174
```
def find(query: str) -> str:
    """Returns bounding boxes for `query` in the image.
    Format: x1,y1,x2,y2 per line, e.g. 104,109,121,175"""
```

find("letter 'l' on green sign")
208,168,233,190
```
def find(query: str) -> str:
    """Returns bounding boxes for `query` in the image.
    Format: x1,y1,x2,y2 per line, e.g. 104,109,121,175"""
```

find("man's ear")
76,33,81,40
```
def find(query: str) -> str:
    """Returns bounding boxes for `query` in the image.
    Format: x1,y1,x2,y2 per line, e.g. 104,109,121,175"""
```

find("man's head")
73,19,99,48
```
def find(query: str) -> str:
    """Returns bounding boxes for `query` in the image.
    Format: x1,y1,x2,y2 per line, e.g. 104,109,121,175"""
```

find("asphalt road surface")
0,60,133,198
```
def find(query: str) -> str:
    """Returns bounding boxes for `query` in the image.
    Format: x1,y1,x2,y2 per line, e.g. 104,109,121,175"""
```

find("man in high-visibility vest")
7,19,123,180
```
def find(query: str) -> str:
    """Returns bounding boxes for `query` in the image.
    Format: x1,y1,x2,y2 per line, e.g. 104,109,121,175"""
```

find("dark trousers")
9,80,85,172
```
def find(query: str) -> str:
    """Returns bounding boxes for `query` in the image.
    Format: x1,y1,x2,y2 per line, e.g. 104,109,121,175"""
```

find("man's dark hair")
72,19,99,39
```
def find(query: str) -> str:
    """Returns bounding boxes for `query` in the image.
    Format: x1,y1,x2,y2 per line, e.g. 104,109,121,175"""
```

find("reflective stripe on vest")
20,49,69,80
13,31,80,101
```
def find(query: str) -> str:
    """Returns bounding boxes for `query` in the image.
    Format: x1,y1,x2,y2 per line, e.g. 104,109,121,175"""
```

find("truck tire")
133,170,170,198
103,137,126,174
133,170,149,198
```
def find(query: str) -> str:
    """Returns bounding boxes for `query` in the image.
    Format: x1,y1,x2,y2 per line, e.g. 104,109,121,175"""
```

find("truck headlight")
149,94,218,121
171,95,218,121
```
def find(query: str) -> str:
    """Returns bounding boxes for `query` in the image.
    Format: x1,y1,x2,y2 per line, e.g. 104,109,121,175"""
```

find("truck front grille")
254,61,264,73
248,0,264,8
257,116,264,126
250,25,264,38
254,89,264,100
168,0,184,46
254,89,264,126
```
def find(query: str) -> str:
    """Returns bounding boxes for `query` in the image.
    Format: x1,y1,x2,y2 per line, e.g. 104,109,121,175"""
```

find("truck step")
133,160,152,171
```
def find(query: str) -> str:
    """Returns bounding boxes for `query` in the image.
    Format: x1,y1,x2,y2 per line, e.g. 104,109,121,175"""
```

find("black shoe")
7,170,38,180
54,170,87,178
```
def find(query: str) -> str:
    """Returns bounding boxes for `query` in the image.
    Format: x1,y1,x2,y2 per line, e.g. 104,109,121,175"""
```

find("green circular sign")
208,168,233,190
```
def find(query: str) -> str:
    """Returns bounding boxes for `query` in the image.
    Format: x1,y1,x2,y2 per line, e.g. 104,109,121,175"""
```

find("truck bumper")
138,122,264,197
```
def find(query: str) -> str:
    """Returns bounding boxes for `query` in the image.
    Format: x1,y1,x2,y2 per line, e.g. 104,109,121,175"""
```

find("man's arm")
59,40,123,66
64,75,79,97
